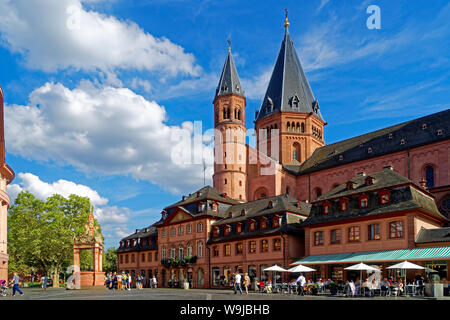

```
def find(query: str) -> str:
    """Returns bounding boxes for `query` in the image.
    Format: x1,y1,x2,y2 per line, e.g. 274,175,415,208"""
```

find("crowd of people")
104,272,157,290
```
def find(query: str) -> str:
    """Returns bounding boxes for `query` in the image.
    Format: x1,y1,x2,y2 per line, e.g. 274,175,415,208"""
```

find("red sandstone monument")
72,207,104,288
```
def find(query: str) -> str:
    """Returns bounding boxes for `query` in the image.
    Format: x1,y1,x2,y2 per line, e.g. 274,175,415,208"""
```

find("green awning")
293,246,450,265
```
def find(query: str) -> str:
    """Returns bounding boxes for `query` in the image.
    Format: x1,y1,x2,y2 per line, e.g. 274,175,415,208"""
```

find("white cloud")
241,69,272,101
7,172,108,206
6,172,133,246
5,81,213,194
0,0,200,76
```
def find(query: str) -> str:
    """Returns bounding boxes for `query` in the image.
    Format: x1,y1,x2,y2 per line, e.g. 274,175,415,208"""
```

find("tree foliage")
103,247,118,273
8,191,102,286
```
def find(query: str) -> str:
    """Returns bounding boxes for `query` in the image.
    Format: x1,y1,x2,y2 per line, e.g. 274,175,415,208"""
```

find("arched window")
178,245,184,259
292,142,301,162
170,246,176,258
301,122,305,133
239,180,242,186
224,178,227,185
296,122,300,132
425,166,435,188
186,243,192,257
237,109,241,120
223,108,226,119
234,108,237,119
286,122,290,131
286,186,290,195
197,241,203,257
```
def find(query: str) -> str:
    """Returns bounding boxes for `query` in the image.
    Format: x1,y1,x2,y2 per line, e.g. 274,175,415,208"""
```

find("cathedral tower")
255,14,326,166
212,47,247,202
0,86,15,281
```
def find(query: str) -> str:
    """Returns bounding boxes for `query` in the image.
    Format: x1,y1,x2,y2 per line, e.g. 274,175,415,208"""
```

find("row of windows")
212,238,282,257
162,223,204,238
322,190,391,214
313,221,404,246
120,237,156,248
286,122,305,133
221,107,242,121
312,165,437,201
119,251,159,264
161,242,204,260
212,215,281,238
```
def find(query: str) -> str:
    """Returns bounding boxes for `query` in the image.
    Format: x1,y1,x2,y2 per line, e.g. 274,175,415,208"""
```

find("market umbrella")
387,261,425,286
264,265,287,285
288,265,316,273
345,263,380,294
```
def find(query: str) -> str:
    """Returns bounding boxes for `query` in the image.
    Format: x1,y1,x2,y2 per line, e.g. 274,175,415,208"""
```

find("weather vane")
284,8,290,28
227,38,232,51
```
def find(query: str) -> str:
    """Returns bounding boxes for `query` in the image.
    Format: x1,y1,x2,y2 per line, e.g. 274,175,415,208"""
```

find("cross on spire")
284,8,290,28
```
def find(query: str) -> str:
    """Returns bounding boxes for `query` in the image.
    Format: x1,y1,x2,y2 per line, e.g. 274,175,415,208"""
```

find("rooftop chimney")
383,165,394,171
419,178,427,189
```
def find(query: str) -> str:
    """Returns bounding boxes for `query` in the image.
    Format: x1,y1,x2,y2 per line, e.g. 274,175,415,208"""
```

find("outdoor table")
405,284,418,296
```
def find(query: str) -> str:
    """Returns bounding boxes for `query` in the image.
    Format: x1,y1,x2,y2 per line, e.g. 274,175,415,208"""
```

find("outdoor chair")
381,286,390,296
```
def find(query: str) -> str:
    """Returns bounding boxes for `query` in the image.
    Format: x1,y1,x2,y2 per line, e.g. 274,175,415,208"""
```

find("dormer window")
296,202,301,209
323,202,331,215
339,155,344,161
224,225,231,236
212,227,219,238
260,217,267,230
367,147,373,153
400,138,405,145
346,181,354,190
249,219,255,231
388,133,393,139
236,223,242,234
267,201,273,209
340,198,349,212
379,190,391,205
437,129,443,136
365,177,374,186
273,215,280,228
422,123,427,130
212,203,218,212
359,195,369,208
240,209,246,216
197,202,203,213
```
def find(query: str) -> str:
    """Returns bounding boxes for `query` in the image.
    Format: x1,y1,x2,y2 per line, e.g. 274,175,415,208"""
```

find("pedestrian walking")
244,273,251,295
233,272,243,295
10,273,23,297
296,273,306,296
40,275,47,291
152,276,157,288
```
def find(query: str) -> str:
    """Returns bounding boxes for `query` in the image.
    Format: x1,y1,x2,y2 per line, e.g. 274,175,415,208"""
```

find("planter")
425,283,443,298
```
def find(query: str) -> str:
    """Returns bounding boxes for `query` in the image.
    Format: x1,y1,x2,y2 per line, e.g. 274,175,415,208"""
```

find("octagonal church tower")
255,14,326,166
0,86,15,281
212,47,247,202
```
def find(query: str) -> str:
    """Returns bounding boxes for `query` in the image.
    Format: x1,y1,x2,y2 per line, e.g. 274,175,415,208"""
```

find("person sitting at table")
361,278,370,296
397,279,404,295
317,278,325,293
259,280,265,293
265,280,272,293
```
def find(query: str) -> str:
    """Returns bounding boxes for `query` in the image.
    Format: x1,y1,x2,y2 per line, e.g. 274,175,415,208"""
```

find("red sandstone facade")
116,18,449,289
0,87,15,282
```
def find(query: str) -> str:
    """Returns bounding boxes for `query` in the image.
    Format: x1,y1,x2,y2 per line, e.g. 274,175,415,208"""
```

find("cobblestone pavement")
1,287,448,300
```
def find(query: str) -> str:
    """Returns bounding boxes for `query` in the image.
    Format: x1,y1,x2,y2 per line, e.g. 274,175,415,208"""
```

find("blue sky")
1,0,449,249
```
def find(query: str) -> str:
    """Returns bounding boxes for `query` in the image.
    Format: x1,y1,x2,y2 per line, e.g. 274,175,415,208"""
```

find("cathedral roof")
255,24,324,122
214,49,244,99
284,109,450,176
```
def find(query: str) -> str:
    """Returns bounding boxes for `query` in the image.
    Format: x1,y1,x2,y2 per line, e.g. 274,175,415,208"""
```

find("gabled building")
294,167,449,282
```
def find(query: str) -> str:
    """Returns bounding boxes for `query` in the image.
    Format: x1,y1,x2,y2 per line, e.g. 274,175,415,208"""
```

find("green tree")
103,247,118,273
8,191,102,287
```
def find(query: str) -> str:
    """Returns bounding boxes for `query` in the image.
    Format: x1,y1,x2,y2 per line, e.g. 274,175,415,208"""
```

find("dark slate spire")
215,48,244,99
255,17,324,122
